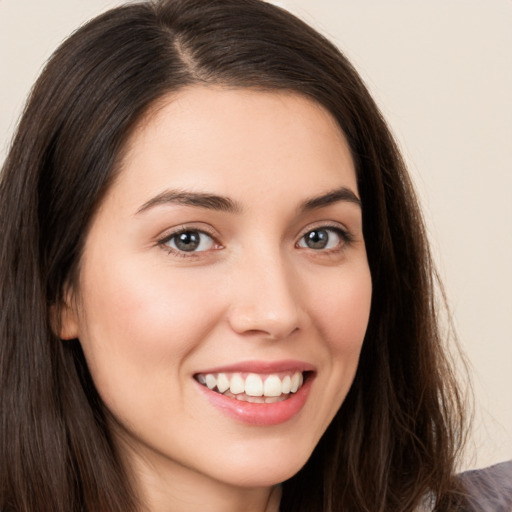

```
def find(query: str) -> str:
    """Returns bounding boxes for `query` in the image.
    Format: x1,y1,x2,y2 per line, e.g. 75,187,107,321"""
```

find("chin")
207,439,314,488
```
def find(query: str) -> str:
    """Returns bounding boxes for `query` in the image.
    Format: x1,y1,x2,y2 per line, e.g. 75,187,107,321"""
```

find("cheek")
308,261,372,404
314,264,372,351
293,261,372,437
75,259,222,396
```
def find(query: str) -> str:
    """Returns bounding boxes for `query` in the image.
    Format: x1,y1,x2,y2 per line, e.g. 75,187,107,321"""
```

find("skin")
60,87,372,512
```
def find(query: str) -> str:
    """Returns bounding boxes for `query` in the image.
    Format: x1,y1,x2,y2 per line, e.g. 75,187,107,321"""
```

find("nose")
226,250,305,341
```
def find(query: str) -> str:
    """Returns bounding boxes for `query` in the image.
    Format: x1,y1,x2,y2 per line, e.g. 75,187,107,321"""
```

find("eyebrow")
299,187,361,211
136,189,242,215
136,186,361,215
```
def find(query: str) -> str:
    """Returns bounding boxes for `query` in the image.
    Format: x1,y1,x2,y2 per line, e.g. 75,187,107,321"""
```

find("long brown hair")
0,1,468,510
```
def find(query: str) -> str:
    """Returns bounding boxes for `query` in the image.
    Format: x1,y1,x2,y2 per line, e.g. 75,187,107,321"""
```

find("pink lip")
195,359,316,375
194,360,315,426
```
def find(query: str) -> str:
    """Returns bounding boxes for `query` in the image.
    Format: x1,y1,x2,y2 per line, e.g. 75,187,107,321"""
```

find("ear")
50,288,79,340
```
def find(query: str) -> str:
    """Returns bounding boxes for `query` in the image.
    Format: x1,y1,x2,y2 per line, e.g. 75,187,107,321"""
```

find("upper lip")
194,359,316,375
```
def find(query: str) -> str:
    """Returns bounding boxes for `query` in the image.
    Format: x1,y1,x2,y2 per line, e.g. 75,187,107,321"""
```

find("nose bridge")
227,242,302,339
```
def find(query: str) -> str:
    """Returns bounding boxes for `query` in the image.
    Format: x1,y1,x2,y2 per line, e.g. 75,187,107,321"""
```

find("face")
62,87,372,495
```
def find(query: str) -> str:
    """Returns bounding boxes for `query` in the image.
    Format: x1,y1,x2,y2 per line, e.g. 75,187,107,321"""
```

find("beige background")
1,0,510,470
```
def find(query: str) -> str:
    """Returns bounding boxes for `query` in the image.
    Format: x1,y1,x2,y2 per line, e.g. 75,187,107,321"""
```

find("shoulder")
458,460,512,512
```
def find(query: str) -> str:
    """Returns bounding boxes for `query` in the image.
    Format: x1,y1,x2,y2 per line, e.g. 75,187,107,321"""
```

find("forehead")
114,86,357,207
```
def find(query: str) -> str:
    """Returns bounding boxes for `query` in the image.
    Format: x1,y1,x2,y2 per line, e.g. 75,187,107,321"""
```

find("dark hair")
0,1,468,510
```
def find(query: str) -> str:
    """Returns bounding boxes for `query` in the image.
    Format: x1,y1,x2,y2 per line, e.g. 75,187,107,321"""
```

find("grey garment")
459,460,512,512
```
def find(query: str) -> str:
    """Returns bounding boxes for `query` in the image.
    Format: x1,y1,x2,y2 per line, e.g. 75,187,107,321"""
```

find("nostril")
227,306,302,341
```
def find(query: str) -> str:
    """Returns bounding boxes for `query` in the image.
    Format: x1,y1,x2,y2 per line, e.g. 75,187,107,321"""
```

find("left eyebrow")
299,187,361,212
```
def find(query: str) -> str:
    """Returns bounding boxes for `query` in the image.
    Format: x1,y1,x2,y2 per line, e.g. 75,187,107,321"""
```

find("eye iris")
305,229,328,249
175,231,200,251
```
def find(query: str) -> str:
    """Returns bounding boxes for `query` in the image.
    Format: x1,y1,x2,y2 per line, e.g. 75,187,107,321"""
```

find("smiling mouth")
194,371,309,404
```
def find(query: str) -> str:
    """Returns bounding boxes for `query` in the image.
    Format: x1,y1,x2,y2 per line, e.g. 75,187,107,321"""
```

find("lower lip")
196,376,313,426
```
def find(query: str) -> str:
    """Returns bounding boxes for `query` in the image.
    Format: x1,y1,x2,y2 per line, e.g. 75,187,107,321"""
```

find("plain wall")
1,0,511,470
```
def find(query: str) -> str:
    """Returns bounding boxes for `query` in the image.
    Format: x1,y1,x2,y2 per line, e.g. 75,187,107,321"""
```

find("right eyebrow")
135,189,242,215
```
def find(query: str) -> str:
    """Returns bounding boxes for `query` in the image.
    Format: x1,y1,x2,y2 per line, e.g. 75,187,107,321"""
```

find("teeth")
205,374,217,390
281,375,291,394
245,395,265,403
290,372,303,393
196,370,306,399
216,373,230,393
245,374,264,396
265,395,286,403
263,375,282,397
229,374,245,395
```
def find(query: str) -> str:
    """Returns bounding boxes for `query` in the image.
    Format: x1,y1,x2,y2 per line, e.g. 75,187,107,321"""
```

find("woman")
0,0,486,510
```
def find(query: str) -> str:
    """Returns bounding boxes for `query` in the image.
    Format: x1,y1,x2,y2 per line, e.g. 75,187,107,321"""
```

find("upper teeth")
196,371,304,397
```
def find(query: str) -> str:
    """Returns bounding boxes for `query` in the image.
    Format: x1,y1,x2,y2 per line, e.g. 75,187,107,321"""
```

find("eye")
297,227,346,250
162,229,215,253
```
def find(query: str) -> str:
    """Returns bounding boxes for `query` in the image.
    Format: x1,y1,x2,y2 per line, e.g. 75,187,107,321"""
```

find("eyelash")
157,224,353,258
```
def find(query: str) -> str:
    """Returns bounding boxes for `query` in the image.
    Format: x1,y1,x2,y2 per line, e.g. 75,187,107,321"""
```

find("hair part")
0,1,469,510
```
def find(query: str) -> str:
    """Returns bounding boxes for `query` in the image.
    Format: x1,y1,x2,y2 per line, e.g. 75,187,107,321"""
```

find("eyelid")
296,221,353,241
